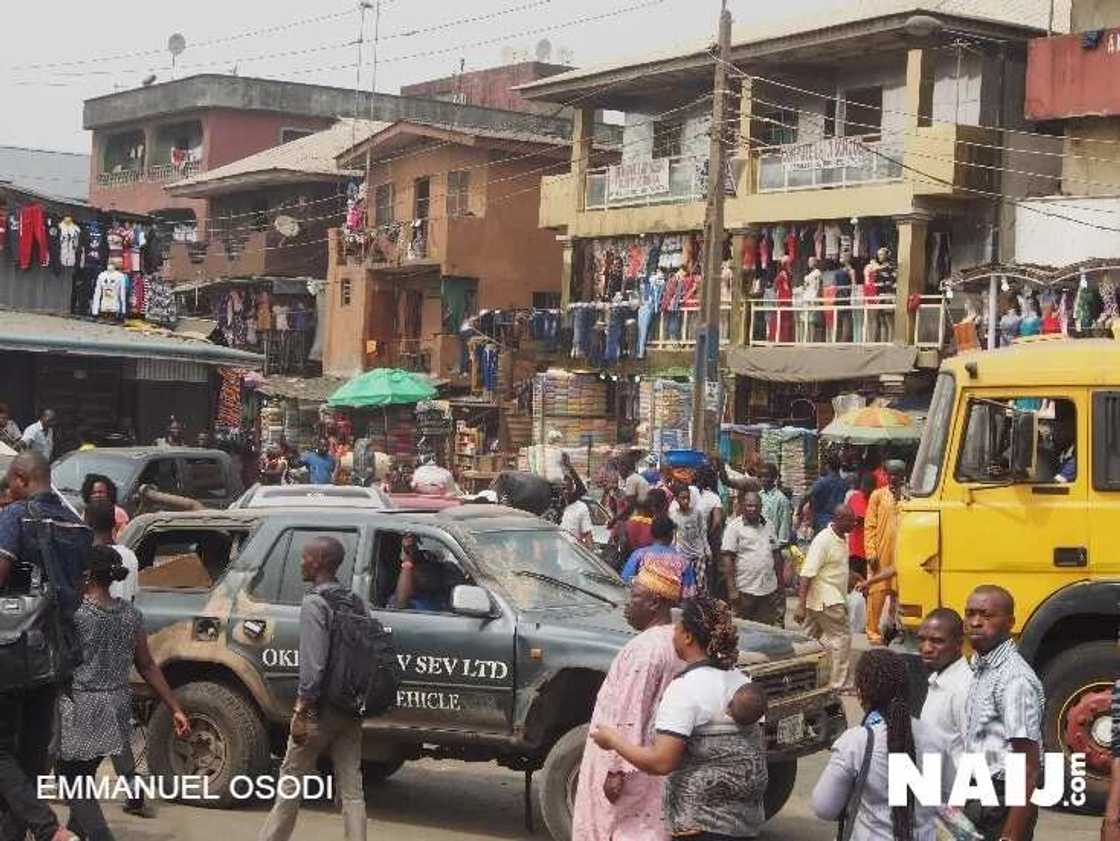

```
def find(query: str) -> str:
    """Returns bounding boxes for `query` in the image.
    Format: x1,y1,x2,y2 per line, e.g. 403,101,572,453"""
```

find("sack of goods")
493,471,554,516
320,588,401,716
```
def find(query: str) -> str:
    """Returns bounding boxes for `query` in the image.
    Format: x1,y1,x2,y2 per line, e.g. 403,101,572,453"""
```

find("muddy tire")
148,680,269,808
539,724,588,841
1040,640,1120,813
763,759,797,819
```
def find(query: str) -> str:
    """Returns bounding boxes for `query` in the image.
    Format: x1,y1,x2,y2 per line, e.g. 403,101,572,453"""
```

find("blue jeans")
637,301,655,358
606,308,625,362
666,310,683,340
571,308,591,358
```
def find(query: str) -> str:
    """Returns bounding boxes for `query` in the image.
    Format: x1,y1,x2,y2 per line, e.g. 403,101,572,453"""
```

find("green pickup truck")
121,504,845,839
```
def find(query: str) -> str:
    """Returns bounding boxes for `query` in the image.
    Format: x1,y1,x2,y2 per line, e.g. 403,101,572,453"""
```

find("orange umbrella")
821,406,921,444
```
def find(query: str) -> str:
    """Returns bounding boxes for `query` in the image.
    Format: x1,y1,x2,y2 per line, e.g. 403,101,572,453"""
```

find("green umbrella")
327,368,436,409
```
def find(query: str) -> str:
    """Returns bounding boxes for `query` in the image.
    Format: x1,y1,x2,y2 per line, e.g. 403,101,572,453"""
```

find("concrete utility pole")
691,0,732,454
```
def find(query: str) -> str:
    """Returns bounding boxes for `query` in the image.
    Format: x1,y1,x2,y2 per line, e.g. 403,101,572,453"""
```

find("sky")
1,0,827,154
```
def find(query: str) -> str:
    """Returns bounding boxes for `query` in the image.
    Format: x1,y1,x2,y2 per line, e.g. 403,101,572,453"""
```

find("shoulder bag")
837,723,875,841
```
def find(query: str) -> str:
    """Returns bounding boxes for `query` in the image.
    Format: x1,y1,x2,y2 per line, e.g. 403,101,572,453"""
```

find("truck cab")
896,337,1120,808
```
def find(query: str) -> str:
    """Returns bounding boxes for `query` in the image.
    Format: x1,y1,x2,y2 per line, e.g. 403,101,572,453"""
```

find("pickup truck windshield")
472,530,626,609
52,454,136,496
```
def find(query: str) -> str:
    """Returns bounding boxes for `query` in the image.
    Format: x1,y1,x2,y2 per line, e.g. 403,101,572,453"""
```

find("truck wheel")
148,681,269,808
362,758,405,786
1041,640,1120,813
763,759,797,819
539,724,588,841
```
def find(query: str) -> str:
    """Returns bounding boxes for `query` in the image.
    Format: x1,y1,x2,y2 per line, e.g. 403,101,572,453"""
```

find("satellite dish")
167,33,187,57
535,38,552,62
274,216,300,238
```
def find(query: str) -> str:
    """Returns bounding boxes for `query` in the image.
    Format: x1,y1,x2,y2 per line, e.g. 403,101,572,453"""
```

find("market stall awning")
0,311,263,367
821,406,922,445
725,345,917,383
327,368,437,409
253,375,348,403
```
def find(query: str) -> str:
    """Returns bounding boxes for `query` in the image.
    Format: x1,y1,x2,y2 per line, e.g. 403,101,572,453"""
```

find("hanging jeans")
636,301,655,358
666,309,683,340
606,308,625,363
571,308,593,358
18,205,48,270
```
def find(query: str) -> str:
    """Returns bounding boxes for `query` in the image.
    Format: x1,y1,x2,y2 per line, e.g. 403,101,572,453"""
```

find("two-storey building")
520,2,1063,422
323,120,619,378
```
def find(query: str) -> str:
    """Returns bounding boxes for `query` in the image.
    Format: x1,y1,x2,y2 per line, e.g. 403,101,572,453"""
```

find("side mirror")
450,585,493,618
1009,411,1037,479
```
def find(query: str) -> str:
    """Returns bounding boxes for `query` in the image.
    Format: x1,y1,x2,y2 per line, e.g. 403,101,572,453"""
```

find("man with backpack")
259,535,397,841
0,451,90,841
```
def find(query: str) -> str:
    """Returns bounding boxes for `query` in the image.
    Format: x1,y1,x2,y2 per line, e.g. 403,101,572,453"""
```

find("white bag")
847,590,866,634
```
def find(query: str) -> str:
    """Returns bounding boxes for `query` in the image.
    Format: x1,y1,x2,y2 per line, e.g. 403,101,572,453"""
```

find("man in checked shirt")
963,585,1044,841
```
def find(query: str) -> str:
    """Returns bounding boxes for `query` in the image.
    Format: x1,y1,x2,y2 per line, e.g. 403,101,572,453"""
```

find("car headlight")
816,651,832,688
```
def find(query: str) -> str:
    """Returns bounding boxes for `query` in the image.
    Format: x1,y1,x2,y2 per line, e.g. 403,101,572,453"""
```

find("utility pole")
691,0,732,454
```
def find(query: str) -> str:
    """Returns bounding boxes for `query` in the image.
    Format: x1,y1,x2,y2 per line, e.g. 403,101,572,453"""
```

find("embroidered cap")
635,552,685,603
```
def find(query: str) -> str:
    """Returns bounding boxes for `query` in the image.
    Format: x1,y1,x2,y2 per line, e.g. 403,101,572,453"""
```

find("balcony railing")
646,303,734,350
756,135,903,193
746,295,945,349
96,161,204,187
585,154,707,211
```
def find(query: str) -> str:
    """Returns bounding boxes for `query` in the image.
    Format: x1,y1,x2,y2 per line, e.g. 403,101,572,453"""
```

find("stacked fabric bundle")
760,427,819,498
637,379,694,455
533,370,609,417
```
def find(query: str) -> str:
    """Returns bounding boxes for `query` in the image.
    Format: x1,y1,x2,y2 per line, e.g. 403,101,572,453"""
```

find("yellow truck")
896,336,1120,809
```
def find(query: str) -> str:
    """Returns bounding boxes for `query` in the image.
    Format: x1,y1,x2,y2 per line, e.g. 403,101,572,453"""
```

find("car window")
137,458,182,495
956,397,1077,484
135,528,245,589
183,458,228,499
51,454,136,496
373,531,469,612
1093,391,1120,491
251,529,359,606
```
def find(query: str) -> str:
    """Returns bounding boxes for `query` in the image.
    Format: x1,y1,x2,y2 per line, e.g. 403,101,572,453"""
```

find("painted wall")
400,62,575,117
1015,195,1120,264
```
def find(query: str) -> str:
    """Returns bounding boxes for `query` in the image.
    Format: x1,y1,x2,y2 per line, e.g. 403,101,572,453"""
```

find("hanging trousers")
18,205,49,270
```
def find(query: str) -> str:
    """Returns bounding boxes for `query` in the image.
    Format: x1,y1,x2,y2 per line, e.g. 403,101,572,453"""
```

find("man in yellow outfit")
861,459,906,644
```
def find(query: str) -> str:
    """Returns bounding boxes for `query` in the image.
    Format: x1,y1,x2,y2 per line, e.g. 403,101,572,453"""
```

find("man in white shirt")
794,505,855,689
20,409,56,461
918,607,972,757
558,454,593,549
721,490,783,626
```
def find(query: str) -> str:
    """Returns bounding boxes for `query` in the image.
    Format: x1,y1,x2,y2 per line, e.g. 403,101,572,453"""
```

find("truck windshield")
472,530,626,610
910,372,955,496
52,454,136,496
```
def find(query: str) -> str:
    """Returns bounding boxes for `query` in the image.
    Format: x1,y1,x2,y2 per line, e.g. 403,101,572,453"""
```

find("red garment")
625,243,644,280
1042,314,1061,334
784,231,799,266
18,204,49,269
625,515,654,553
680,274,700,307
741,233,757,270
661,272,680,312
824,284,838,331
848,490,869,558
775,269,794,342
758,232,772,270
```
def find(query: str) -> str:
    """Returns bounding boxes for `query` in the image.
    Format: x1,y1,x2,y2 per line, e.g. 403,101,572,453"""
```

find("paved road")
71,736,1101,841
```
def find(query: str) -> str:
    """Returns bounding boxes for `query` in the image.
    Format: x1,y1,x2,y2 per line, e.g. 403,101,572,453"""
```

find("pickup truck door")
368,528,516,735
227,524,362,711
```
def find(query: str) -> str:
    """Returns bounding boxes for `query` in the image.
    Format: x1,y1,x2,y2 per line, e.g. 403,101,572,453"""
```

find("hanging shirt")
823,224,843,260
59,220,81,267
91,269,127,317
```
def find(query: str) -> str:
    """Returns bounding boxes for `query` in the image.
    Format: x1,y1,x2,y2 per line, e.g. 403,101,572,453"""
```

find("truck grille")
745,663,818,699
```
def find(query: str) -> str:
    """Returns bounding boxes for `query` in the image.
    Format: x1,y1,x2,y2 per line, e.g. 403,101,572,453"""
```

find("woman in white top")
811,648,956,841
591,596,767,839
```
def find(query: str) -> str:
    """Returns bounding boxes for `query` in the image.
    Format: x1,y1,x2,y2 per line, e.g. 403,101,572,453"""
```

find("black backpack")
319,588,401,717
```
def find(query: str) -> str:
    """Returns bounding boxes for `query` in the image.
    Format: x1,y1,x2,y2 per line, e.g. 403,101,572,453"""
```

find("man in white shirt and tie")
918,607,972,756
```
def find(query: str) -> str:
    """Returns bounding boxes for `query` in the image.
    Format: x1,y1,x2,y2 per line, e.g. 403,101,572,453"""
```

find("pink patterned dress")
572,623,685,841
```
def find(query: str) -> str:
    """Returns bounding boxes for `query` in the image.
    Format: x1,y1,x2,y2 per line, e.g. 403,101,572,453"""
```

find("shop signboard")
606,157,671,202
780,137,871,171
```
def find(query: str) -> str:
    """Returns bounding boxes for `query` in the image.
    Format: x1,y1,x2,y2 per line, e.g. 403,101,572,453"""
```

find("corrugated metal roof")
167,119,390,194
0,311,263,367
0,146,90,203
253,375,348,402
517,0,1068,96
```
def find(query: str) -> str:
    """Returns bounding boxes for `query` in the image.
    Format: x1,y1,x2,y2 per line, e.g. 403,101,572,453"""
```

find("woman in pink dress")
774,256,794,343
572,554,686,841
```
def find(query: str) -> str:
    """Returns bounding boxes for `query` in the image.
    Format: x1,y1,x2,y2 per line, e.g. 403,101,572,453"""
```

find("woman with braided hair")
811,648,955,841
591,595,768,839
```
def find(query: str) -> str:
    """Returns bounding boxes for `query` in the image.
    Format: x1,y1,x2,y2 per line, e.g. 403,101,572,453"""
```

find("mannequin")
863,247,895,341
91,258,127,319
802,256,823,342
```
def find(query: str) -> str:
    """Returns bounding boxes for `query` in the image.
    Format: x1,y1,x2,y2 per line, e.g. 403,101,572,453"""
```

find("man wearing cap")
573,552,686,841
862,459,907,645
621,516,697,598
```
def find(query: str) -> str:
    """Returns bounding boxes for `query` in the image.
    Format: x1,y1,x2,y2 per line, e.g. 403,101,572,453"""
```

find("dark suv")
121,505,845,840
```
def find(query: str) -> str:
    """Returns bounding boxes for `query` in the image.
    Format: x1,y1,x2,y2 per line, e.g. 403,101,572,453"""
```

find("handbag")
837,724,875,841
0,501,87,692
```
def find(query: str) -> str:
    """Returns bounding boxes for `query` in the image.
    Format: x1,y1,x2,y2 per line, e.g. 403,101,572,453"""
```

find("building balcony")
165,228,326,282
755,135,903,194
745,295,945,349
1026,30,1120,121
584,154,707,211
